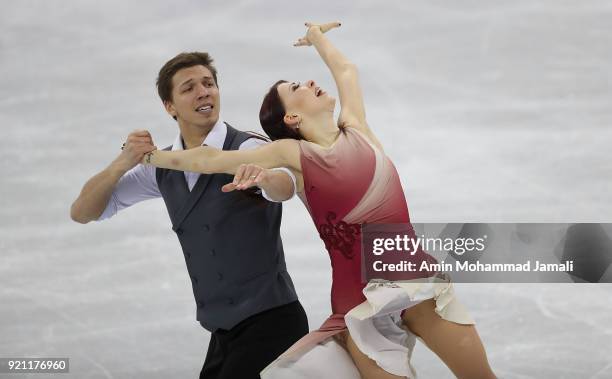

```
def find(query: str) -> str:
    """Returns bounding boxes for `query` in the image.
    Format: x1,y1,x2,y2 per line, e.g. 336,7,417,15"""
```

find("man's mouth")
196,105,213,114
315,88,325,97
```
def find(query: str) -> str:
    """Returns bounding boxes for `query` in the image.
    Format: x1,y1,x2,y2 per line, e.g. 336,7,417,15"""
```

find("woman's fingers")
297,21,341,46
320,21,341,33
304,21,341,33
293,37,311,47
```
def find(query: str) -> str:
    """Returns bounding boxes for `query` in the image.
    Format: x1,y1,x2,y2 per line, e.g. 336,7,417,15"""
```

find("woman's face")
277,80,335,119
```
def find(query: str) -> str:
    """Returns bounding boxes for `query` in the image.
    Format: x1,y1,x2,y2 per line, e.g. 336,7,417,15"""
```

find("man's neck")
179,120,218,149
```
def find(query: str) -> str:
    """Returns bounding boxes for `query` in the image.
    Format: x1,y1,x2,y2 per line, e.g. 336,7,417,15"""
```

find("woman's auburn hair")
259,80,303,141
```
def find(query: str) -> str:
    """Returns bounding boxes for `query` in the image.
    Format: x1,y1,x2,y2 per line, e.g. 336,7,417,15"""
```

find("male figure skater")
70,52,308,378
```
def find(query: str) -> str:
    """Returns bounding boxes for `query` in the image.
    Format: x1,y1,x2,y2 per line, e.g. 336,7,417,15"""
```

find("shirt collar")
171,119,226,151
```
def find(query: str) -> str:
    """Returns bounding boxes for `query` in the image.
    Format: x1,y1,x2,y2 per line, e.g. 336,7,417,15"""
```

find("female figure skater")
142,22,496,379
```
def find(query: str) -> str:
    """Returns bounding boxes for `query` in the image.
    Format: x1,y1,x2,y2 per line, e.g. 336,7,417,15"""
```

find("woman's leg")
401,299,496,379
334,331,407,379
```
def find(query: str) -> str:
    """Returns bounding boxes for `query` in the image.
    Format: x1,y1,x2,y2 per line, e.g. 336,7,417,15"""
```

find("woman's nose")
306,80,315,88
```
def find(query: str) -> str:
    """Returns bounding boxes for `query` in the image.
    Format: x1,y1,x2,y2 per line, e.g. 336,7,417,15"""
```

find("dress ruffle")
261,274,474,378
346,273,474,377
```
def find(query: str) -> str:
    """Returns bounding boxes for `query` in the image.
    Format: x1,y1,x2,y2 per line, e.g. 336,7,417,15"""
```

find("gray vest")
156,123,298,331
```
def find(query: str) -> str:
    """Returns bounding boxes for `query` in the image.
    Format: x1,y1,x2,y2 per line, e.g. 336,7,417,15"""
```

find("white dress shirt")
97,120,296,221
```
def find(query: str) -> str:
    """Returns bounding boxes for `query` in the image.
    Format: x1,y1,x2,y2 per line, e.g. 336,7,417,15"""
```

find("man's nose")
196,83,210,98
306,80,316,88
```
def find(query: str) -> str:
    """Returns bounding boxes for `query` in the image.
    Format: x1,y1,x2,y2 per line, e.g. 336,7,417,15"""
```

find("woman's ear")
283,114,301,127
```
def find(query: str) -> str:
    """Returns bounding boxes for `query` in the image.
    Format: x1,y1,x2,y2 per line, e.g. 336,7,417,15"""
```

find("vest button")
185,251,192,259
192,276,198,285
209,249,216,256
203,224,210,232
217,272,223,280
227,298,234,305
176,228,184,235
197,301,205,308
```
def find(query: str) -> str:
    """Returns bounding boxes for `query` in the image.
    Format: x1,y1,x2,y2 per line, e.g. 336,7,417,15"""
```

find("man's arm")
258,168,297,202
70,130,157,224
70,162,129,223
236,137,296,202
221,164,297,202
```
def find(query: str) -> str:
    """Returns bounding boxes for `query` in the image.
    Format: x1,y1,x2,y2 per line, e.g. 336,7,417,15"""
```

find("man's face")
165,65,220,127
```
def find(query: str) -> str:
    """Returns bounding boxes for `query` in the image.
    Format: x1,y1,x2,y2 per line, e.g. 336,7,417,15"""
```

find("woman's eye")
292,83,300,91
183,87,192,92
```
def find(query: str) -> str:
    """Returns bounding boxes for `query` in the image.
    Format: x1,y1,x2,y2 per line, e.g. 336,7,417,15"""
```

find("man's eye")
205,82,213,87
292,83,300,91
183,87,193,92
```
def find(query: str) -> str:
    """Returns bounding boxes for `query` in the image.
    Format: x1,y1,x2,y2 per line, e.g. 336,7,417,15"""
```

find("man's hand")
112,129,157,173
221,164,269,192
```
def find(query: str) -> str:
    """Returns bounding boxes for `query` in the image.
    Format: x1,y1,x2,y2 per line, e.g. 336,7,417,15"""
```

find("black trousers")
199,301,308,379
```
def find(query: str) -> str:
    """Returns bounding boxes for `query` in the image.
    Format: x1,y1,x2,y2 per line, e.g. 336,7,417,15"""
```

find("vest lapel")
166,170,191,227
171,125,239,232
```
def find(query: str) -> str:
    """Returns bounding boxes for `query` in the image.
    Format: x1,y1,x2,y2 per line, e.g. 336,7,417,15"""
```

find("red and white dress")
262,127,474,378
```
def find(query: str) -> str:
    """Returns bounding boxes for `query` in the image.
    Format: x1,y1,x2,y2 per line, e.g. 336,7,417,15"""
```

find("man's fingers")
253,171,265,186
131,144,156,155
244,165,257,178
125,141,155,151
128,136,153,144
221,183,237,193
237,166,257,189
238,177,258,190
233,164,247,185
237,165,264,189
130,129,151,137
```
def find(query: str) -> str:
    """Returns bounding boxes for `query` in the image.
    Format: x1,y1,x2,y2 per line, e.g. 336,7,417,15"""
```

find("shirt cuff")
260,167,297,202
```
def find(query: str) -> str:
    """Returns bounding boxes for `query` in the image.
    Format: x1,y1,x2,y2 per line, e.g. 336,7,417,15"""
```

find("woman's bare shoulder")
270,138,302,171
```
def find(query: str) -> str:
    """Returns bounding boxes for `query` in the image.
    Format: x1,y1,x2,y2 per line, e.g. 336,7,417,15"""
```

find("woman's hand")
294,21,341,47
221,163,270,192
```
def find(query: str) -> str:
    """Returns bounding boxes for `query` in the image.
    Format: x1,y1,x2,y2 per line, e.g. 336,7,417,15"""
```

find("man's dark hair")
156,52,219,103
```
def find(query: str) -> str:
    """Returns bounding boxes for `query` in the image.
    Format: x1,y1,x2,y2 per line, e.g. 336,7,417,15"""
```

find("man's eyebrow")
178,76,213,87
179,78,194,87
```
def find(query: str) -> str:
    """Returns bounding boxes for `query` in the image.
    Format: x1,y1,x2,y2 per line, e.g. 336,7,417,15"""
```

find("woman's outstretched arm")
296,22,383,149
140,138,301,175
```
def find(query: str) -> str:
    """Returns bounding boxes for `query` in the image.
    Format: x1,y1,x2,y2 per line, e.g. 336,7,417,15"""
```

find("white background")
1,1,611,378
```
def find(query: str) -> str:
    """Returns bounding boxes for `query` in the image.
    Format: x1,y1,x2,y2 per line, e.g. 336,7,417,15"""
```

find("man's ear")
283,113,301,127
163,101,177,120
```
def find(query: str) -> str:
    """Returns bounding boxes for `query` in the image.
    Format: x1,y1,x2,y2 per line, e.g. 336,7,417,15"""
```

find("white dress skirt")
261,273,474,379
